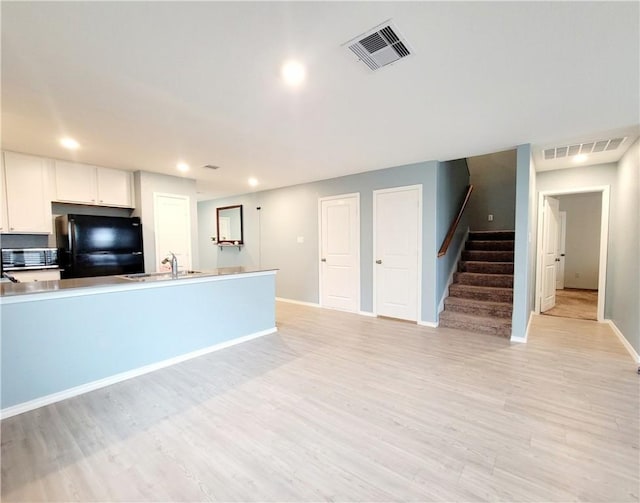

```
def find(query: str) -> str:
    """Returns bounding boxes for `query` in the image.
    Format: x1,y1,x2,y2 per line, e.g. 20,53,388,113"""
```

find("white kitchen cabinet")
96,166,133,207
2,152,53,234
54,161,97,204
54,161,133,208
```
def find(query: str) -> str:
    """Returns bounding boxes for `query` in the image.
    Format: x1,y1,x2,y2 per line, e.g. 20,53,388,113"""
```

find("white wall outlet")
488,214,494,221
297,236,304,244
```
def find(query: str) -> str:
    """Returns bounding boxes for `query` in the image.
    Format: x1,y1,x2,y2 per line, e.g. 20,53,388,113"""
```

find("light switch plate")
488,214,494,221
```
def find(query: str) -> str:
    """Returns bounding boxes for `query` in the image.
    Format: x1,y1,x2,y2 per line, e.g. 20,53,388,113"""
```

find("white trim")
418,320,438,328
317,193,361,313
438,226,470,316
511,311,534,343
275,297,320,308
535,186,609,321
0,327,277,419
358,310,376,317
373,184,423,322
605,319,640,363
1,270,277,305
153,192,192,272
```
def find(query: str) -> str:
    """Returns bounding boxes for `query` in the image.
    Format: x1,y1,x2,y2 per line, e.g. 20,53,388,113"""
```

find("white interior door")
319,194,359,312
154,193,192,272
374,186,421,321
556,211,566,290
541,196,560,312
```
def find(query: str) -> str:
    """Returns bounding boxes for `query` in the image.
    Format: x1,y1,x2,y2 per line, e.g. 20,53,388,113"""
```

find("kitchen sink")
118,270,203,282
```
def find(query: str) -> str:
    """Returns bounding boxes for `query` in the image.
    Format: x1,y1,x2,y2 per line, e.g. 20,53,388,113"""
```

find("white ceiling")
2,2,638,200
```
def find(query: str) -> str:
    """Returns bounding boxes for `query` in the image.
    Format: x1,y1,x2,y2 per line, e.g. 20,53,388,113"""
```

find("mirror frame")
216,204,244,244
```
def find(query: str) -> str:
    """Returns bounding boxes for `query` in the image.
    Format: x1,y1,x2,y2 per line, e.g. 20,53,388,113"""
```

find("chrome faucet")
161,252,178,278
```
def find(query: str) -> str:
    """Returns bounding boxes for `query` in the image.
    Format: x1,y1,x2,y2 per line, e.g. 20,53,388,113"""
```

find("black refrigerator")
56,214,144,279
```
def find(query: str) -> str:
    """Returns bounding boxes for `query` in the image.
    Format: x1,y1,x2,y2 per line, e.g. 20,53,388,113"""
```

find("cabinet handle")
376,259,382,264
10,227,14,231
99,200,103,203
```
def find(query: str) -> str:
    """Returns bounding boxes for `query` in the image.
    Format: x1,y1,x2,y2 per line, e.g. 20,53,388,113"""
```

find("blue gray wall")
466,150,516,231
436,158,471,310
511,144,536,340
199,160,447,323
1,273,276,410
609,138,639,355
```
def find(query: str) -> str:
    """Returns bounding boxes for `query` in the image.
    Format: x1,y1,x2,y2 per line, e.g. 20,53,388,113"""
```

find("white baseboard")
418,320,439,328
359,311,376,317
605,319,640,363
1,327,277,420
275,297,320,308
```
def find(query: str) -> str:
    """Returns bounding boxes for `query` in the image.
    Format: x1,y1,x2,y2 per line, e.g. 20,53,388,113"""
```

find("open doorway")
535,186,610,321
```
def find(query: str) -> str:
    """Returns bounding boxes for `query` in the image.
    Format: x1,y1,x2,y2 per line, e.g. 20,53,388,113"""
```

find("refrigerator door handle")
132,251,143,255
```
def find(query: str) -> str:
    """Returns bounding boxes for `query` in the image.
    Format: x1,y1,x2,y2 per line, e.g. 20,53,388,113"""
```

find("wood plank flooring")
2,302,638,502
542,288,598,321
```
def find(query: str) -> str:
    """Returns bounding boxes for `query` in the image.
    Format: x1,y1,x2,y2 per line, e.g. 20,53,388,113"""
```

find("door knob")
376,259,382,264
321,258,326,262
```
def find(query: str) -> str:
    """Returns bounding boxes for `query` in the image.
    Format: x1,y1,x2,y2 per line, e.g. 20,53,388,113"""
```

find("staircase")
439,230,514,337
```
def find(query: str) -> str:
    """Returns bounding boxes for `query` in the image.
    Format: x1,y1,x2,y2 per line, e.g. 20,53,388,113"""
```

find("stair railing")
438,184,474,258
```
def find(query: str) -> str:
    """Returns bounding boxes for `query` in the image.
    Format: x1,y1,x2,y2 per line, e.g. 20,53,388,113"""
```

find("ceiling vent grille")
201,164,220,170
343,20,413,72
543,137,627,160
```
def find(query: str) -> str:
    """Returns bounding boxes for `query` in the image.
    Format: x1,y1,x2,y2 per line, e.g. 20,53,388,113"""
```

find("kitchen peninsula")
1,267,277,417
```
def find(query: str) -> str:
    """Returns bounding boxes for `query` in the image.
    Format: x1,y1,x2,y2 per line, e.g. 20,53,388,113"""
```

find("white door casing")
541,196,560,312
535,186,609,321
556,211,567,290
153,193,192,272
319,194,360,313
373,185,421,322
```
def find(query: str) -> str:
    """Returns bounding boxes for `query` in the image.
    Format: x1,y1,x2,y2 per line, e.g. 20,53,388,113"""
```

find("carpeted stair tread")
439,311,512,337
449,283,513,302
444,296,513,318
459,261,514,274
453,272,514,288
462,250,514,262
465,240,515,251
468,230,515,241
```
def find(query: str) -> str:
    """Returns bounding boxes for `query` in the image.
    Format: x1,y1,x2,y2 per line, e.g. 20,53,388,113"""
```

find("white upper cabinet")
2,152,53,234
54,161,97,204
96,166,133,207
54,161,133,208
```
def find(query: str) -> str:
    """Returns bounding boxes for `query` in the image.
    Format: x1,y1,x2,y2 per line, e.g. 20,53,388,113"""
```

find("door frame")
153,192,192,272
317,193,361,312
535,185,609,321
372,184,423,321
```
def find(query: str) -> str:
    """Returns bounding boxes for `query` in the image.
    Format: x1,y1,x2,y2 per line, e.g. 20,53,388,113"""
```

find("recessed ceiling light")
281,60,306,87
60,137,80,150
177,162,190,172
573,154,588,163
248,177,258,187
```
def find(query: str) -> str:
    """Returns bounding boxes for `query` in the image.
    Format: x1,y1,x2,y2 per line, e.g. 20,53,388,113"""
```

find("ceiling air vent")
543,137,627,160
201,164,220,170
343,20,413,72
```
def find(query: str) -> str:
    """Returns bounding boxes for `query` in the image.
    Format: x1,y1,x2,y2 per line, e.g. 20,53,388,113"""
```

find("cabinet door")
3,152,53,233
55,161,97,204
97,167,133,207
0,155,8,232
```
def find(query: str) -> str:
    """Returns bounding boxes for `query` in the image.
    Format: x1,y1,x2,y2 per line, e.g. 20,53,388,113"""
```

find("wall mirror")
216,205,243,244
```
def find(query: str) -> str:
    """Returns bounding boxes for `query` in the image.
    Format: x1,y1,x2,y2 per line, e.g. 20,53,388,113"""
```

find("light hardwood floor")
2,302,638,502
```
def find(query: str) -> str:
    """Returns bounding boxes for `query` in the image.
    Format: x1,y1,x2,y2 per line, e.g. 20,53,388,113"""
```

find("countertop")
0,266,277,302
